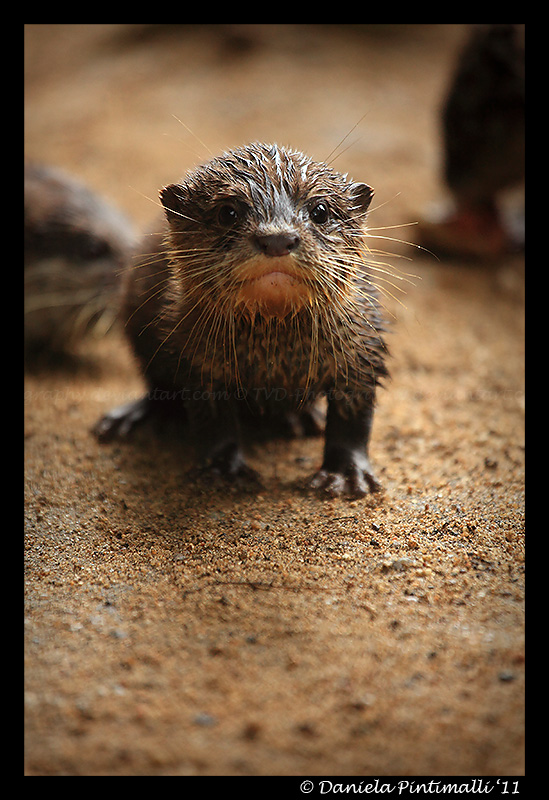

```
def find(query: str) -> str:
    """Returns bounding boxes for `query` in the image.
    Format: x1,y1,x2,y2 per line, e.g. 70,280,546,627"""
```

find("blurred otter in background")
418,24,525,260
24,163,137,359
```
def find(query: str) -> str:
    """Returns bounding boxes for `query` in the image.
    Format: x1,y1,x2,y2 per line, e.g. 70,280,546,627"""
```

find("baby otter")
25,163,137,355
94,142,389,496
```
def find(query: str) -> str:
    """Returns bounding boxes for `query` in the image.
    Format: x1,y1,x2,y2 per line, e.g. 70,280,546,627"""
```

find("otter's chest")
192,322,339,397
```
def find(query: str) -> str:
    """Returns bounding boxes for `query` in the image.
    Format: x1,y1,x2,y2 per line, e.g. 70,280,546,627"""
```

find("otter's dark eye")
217,203,241,227
309,201,330,225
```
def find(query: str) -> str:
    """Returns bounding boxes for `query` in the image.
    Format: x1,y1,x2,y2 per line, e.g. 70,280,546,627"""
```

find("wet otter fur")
94,142,390,497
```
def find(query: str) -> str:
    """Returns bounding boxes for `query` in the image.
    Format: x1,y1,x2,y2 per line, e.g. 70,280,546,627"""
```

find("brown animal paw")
310,465,381,498
92,397,151,442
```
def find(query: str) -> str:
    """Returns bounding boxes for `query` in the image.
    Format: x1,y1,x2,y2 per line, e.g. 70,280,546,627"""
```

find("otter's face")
160,143,373,319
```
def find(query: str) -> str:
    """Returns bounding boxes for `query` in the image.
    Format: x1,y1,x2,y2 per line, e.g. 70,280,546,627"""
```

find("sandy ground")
24,24,524,777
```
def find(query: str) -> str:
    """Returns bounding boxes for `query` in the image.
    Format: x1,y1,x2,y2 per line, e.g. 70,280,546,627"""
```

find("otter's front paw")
310,452,381,498
310,468,381,498
92,397,151,442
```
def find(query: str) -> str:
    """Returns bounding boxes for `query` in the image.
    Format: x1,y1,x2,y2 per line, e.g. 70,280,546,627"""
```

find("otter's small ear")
160,184,188,224
349,182,374,216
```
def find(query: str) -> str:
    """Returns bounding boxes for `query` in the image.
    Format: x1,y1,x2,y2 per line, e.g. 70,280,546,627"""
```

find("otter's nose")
253,232,301,257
